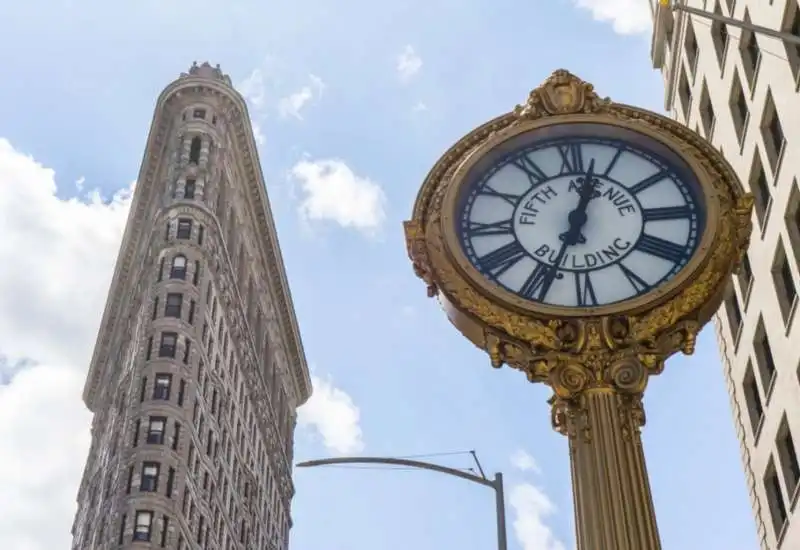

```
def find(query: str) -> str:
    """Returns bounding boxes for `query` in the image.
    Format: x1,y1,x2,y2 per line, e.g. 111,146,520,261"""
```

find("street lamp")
295,455,508,550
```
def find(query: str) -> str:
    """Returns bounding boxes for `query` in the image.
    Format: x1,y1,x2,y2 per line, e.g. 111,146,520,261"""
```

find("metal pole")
667,1,800,46
493,472,508,550
296,456,508,550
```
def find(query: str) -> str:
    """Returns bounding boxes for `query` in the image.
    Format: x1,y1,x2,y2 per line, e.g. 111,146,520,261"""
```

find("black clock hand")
535,160,600,301
560,159,599,246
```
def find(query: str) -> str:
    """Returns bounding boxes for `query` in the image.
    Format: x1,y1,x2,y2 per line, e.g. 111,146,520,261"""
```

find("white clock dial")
458,133,703,308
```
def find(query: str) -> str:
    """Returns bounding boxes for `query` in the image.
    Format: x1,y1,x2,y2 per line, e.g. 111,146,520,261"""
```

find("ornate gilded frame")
405,70,753,380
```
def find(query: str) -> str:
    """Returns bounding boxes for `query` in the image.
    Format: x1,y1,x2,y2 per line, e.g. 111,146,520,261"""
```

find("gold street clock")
405,70,753,391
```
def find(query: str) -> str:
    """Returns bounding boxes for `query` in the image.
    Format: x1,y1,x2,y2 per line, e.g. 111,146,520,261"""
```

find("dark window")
165,293,183,318
778,416,800,496
188,300,196,325
171,256,187,279
766,460,788,536
749,153,770,226
157,257,165,282
119,514,126,545
139,376,147,402
193,261,201,285
183,339,192,364
160,515,169,547
152,297,159,320
133,510,154,542
177,380,186,407
185,179,196,200
154,374,172,400
755,320,777,392
198,225,204,246
189,137,202,164
177,219,193,240
159,332,178,358
744,361,764,434
126,465,134,494
166,467,176,498
140,462,160,492
172,422,181,450
165,221,171,241
146,336,154,360
193,109,206,119
147,417,166,445
132,419,141,447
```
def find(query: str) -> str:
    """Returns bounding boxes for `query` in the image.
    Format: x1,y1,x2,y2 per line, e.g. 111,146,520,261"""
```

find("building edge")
82,67,311,411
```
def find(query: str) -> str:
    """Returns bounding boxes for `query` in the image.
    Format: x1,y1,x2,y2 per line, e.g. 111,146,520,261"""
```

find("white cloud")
278,74,325,120
509,483,567,550
510,449,541,474
237,67,267,108
74,175,85,191
298,374,364,455
0,138,132,549
396,45,422,83
573,0,652,35
252,122,266,146
290,158,386,234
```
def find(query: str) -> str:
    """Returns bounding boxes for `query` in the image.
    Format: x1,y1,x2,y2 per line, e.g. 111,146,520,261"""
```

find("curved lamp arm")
296,455,507,550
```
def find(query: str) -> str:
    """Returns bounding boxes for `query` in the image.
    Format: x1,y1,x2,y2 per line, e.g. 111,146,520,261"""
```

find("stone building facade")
651,1,800,548
70,62,312,550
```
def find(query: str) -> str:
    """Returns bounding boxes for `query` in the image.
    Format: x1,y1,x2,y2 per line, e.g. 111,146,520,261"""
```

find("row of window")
158,254,201,285
140,373,186,404
146,331,191,364
167,218,204,243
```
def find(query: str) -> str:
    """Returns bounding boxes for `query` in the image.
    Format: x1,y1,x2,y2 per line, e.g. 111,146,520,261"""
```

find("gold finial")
513,69,611,120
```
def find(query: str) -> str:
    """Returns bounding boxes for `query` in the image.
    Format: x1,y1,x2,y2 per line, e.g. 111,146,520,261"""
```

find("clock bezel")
439,114,720,319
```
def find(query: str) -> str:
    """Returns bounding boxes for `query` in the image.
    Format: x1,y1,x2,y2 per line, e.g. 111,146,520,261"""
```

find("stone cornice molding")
83,71,311,410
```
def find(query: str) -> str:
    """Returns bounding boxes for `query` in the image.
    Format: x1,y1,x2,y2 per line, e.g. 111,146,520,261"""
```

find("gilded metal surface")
404,69,753,410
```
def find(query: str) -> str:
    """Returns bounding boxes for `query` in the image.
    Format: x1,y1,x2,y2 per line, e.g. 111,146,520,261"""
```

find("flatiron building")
69,62,311,550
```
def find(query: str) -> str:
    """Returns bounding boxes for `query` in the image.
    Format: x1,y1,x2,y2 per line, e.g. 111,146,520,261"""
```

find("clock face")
457,127,706,309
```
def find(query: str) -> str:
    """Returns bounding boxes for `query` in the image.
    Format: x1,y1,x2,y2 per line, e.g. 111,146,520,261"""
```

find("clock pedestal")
553,376,660,550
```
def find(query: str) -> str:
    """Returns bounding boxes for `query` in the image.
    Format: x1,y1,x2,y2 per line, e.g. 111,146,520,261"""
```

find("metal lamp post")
295,456,508,550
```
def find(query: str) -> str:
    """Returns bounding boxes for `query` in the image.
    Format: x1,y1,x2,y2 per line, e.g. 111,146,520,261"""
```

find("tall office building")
69,62,311,550
650,1,800,548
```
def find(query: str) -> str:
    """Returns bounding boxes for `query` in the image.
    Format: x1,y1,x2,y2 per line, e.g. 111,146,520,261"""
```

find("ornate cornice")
83,67,311,410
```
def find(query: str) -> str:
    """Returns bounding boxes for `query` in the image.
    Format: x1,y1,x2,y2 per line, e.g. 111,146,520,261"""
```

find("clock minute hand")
536,160,600,301
561,159,599,246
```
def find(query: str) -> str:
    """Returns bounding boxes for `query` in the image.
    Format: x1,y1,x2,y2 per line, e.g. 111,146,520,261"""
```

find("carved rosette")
404,69,754,423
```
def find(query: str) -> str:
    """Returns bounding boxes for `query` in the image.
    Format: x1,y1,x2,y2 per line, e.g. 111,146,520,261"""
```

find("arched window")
189,137,202,163
170,255,187,280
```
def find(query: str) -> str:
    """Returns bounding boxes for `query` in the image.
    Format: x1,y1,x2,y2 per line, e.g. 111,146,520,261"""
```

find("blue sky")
0,1,758,549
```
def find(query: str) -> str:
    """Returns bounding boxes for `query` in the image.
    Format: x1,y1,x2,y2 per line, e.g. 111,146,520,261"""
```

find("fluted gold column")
550,359,661,550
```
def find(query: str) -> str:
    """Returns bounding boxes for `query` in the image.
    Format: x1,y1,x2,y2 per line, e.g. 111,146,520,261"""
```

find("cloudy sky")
0,1,759,549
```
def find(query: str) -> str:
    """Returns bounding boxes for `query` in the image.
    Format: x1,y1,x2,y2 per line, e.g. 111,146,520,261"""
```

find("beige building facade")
70,62,311,550
651,1,800,548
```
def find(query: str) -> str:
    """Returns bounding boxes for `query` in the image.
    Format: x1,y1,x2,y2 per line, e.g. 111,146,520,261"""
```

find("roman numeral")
510,155,548,186
642,205,693,222
479,186,523,206
603,148,623,177
636,234,690,263
558,144,585,174
574,272,598,306
519,262,552,300
478,241,527,277
467,219,513,237
628,170,669,194
619,263,650,294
